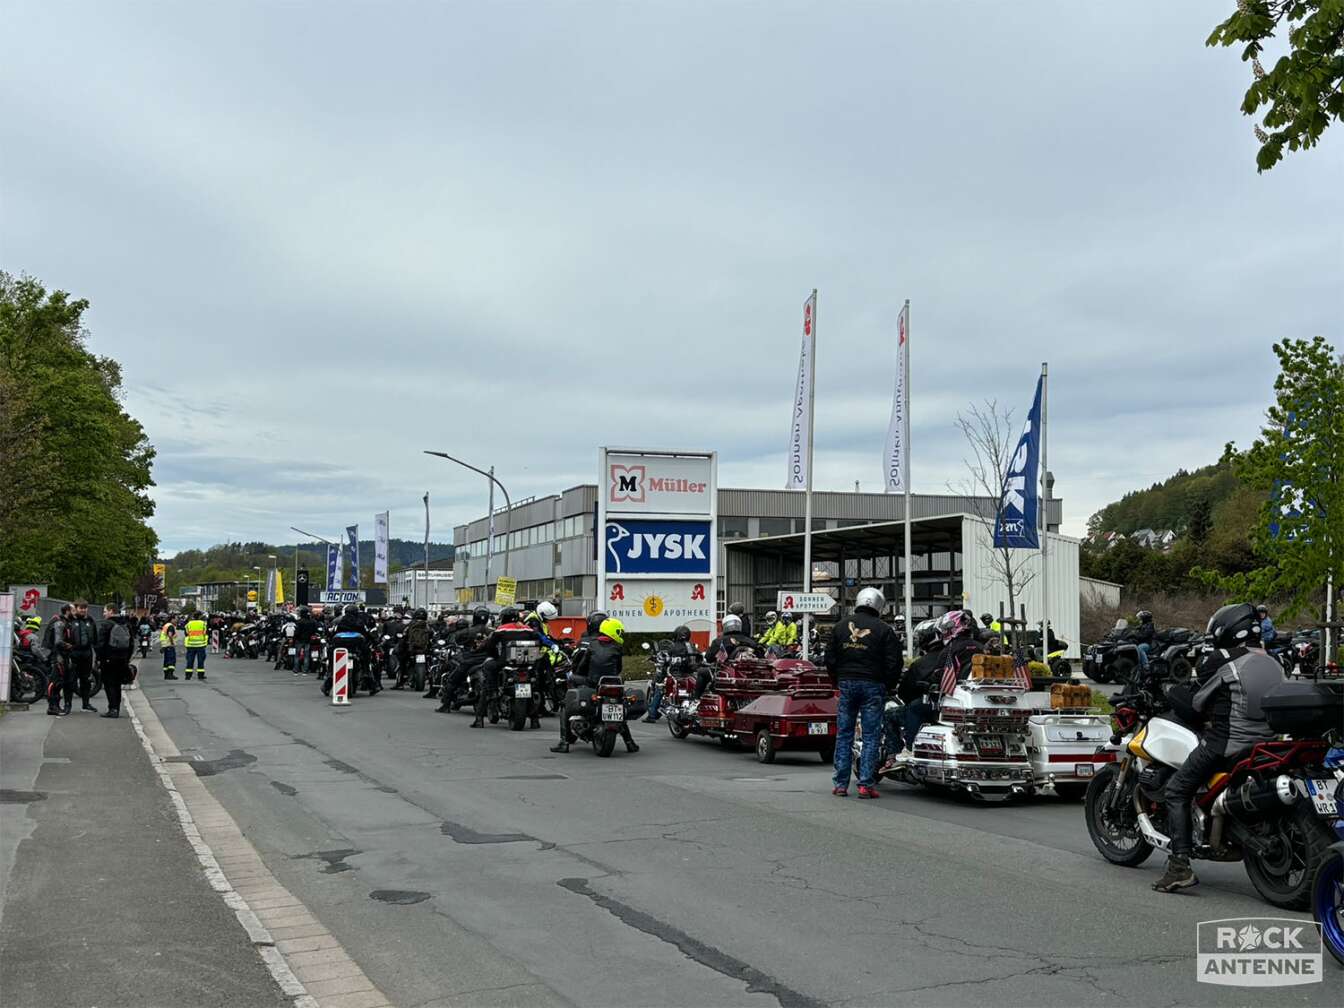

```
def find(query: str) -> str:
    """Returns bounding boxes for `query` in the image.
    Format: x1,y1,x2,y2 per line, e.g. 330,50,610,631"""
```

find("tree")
0,272,158,599
951,400,1037,617
1187,493,1214,545
1205,337,1344,615
1207,1,1344,171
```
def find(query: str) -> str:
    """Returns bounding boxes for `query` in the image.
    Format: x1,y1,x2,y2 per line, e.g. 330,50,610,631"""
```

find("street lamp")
423,451,513,599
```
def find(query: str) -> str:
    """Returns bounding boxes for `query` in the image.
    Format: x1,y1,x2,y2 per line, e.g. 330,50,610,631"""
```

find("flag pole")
902,300,914,658
1039,362,1049,652
802,289,817,661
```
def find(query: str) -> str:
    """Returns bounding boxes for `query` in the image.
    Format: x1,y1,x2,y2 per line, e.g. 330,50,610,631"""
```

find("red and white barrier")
331,648,351,706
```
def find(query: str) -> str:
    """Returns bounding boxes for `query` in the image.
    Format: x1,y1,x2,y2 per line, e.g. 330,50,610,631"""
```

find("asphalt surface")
52,658,1343,1007
0,700,290,1008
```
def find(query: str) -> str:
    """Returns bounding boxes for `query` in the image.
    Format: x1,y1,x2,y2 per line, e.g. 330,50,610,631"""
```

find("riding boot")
621,723,639,753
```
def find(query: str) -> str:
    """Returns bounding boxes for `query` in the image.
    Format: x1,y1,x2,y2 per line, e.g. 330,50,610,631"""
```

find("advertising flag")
346,525,360,589
993,375,1044,549
265,568,277,607
883,302,909,494
785,292,816,490
374,511,389,584
326,543,341,590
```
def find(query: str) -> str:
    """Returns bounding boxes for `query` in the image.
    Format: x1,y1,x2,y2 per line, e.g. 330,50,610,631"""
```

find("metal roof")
725,514,971,562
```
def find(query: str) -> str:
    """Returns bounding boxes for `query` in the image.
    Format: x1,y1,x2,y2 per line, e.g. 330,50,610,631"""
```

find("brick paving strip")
126,694,394,1008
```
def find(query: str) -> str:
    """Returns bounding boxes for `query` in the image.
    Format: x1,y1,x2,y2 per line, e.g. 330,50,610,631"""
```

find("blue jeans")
161,646,176,673
644,684,663,720
185,648,206,672
1136,643,1150,668
902,700,933,749
833,679,886,788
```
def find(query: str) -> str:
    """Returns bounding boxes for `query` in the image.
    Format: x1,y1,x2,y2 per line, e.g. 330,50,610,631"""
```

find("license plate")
514,684,532,698
808,722,829,735
288,648,296,655
1306,778,1338,816
415,655,426,663
601,703,624,722
976,736,1006,758
1074,763,1096,778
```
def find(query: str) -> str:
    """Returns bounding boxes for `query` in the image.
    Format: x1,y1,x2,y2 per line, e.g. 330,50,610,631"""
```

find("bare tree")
950,399,1037,618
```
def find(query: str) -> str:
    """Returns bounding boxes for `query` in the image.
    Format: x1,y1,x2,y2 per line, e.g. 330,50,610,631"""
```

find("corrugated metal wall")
960,517,1081,657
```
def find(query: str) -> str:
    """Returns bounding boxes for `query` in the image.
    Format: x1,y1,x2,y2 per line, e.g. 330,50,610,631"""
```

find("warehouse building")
452,486,1080,653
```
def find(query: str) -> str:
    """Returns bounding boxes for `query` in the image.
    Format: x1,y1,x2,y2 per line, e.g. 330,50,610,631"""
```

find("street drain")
370,889,430,905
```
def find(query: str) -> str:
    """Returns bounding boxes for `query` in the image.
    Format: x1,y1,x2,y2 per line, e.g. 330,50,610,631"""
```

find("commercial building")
453,485,1079,652
387,561,456,608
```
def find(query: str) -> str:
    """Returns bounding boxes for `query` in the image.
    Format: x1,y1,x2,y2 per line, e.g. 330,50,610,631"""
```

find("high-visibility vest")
159,627,176,647
185,620,208,648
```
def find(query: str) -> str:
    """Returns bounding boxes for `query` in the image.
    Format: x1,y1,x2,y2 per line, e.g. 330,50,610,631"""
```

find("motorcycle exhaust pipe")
1211,775,1297,821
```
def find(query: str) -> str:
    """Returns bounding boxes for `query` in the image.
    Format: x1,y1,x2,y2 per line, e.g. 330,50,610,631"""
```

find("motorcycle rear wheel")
1168,657,1193,684
1244,803,1336,911
667,716,691,740
1312,841,1344,966
1110,657,1136,687
593,729,617,757
1084,764,1153,867
508,700,527,731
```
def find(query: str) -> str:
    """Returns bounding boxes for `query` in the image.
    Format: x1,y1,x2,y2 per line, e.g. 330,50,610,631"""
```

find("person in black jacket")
97,606,135,719
472,608,542,728
1130,610,1156,668
882,625,943,769
62,600,101,713
700,615,760,696
437,609,493,713
293,608,319,674
728,603,752,639
825,587,903,799
551,618,637,753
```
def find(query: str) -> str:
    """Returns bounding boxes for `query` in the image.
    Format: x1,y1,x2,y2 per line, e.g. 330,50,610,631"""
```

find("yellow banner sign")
494,576,517,607
152,563,166,587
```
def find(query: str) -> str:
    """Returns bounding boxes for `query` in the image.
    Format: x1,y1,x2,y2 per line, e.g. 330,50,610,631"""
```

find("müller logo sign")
604,452,714,515
608,465,708,504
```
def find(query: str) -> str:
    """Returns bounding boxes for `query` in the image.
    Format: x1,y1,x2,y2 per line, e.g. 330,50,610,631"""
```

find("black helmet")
1206,603,1259,649
1256,604,1269,616
499,606,520,624
414,608,428,621
586,610,608,634
980,613,993,625
1136,610,1153,624
673,624,691,642
344,604,359,616
472,607,490,626
915,624,941,653
728,602,745,616
298,607,310,617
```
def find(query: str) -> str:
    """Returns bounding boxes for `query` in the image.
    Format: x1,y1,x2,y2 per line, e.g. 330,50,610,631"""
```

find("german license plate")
808,722,828,735
514,683,532,699
288,648,296,655
1306,778,1338,816
602,703,624,722
415,655,426,663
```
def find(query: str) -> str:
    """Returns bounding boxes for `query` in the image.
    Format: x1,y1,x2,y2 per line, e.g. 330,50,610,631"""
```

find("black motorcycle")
137,627,152,659
562,675,634,757
1084,627,1194,685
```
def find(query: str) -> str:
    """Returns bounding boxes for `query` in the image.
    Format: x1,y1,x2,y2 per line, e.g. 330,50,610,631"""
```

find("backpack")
108,621,132,651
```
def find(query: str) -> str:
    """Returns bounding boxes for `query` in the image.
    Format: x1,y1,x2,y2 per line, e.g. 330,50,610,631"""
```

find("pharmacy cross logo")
1196,917,1323,987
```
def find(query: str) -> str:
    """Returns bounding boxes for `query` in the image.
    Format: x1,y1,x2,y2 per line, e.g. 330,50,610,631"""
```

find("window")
794,518,827,533
759,518,792,537
719,517,749,539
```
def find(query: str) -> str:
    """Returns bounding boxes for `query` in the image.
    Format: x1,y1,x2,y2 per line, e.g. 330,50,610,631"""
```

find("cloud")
2,1,1339,552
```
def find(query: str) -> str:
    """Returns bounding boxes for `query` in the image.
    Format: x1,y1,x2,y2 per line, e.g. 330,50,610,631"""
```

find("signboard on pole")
494,576,517,608
319,590,366,605
597,448,717,635
776,591,836,615
152,564,167,591
0,594,13,704
9,585,48,617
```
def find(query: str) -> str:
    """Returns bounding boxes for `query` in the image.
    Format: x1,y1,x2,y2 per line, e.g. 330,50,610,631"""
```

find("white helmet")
722,614,743,633
536,600,558,621
855,587,885,614
764,610,778,623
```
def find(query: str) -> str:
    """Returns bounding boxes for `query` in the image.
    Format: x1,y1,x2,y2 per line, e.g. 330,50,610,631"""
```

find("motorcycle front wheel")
88,668,103,699
1084,763,1153,867
1312,841,1344,967
1244,803,1337,911
10,668,44,705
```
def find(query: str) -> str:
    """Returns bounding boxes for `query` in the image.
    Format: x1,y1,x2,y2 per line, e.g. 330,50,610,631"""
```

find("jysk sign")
605,451,714,515
605,519,711,576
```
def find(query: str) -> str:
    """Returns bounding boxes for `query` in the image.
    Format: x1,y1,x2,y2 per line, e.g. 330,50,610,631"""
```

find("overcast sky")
4,2,1340,554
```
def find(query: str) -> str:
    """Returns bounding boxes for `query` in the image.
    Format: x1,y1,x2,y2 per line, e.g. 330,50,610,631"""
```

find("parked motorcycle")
1314,836,1344,967
1086,670,1342,909
9,640,48,704
1083,627,1195,685
563,675,635,757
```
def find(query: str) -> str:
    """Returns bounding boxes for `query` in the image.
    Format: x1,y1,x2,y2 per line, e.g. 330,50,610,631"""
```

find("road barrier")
331,648,350,706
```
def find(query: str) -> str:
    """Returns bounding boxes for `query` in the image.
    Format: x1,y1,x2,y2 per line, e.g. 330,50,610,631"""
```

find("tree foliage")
1208,1,1344,171
0,272,158,599
1201,336,1344,617
1086,461,1243,537
165,539,454,593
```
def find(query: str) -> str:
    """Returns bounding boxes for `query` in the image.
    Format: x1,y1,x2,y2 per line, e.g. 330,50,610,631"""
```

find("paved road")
137,659,1337,1007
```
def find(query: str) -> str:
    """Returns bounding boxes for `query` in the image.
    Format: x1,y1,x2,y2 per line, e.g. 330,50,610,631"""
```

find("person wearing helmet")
324,604,377,696
643,624,697,723
758,611,781,646
473,606,544,729
883,621,945,770
1255,604,1275,648
294,606,319,675
551,616,638,754
395,608,432,692
825,586,902,799
1153,602,1284,894
437,613,494,713
584,610,608,637
933,609,982,693
1130,610,1156,668
777,612,799,648
728,602,752,638
704,613,760,677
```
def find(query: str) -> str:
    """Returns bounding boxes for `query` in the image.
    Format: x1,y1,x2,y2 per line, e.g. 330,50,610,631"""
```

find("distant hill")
163,539,454,593
1086,461,1241,538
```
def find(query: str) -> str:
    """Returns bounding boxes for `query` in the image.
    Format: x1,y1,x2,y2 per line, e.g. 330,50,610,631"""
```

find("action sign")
494,576,517,607
319,590,366,605
777,591,835,614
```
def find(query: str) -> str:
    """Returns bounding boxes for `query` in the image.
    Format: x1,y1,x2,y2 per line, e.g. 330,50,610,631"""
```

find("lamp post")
424,451,513,601
291,527,335,602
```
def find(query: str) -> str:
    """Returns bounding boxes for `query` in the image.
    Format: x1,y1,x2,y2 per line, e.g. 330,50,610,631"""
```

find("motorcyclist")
825,586,903,798
758,611,780,645
437,608,493,713
774,612,799,649
644,624,696,722
471,607,543,729
294,607,319,674
1152,603,1285,893
700,614,761,696
274,615,297,670
883,621,944,770
551,617,638,754
396,608,431,691
380,609,407,685
728,602,752,638
1130,610,1156,669
1256,604,1275,648
934,609,983,694
324,604,377,696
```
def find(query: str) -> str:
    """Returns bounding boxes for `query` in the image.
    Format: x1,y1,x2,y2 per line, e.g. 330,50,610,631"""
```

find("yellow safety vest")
159,627,176,647
185,620,208,648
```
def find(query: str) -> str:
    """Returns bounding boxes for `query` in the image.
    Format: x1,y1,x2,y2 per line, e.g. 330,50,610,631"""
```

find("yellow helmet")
26,615,42,629
598,618,625,646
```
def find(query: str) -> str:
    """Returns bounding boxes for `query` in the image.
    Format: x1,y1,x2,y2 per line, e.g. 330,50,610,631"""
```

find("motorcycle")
1083,627,1195,685
562,675,634,757
137,627,152,659
1086,671,1342,909
9,636,48,705
495,643,544,731
323,633,379,697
